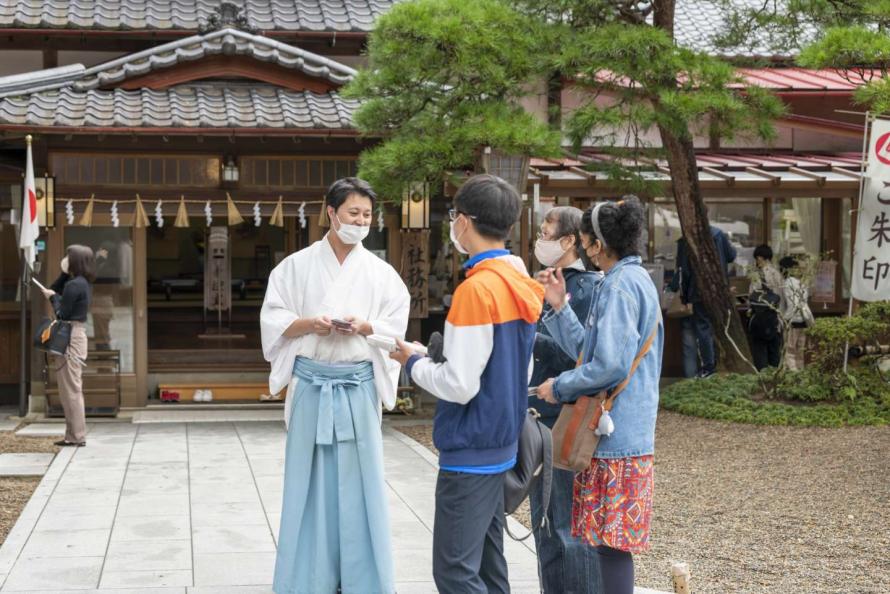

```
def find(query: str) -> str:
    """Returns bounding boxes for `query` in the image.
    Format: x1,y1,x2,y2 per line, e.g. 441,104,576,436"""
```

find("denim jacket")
542,255,664,458
530,266,601,424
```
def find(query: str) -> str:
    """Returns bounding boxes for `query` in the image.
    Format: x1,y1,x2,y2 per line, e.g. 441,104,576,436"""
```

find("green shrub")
661,371,890,427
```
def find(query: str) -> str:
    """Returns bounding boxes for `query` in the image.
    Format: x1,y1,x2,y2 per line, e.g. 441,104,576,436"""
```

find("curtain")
792,198,822,255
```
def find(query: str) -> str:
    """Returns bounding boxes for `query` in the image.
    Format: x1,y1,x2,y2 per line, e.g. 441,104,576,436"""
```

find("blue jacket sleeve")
552,286,641,403
722,231,737,265
541,304,585,363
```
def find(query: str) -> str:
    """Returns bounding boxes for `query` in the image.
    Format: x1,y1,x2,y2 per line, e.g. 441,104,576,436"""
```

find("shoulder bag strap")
603,317,661,411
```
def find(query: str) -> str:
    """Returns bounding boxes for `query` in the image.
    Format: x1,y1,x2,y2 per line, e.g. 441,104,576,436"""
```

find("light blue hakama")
273,357,394,594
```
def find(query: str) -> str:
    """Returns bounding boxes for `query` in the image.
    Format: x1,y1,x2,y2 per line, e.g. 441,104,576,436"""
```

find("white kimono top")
261,236,411,426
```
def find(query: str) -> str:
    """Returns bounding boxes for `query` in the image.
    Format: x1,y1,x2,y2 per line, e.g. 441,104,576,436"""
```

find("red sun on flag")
875,131,890,166
27,188,36,223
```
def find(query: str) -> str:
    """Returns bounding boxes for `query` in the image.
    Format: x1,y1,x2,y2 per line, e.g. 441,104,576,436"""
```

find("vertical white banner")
852,118,890,301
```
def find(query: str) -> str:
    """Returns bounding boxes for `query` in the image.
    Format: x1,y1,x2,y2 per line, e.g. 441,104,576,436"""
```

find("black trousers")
751,334,783,370
433,470,510,594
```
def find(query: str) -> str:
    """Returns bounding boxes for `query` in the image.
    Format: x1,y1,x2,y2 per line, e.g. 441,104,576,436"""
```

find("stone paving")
0,420,541,593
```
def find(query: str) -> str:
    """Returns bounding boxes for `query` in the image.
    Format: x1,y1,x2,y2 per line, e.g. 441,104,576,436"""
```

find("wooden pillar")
42,49,58,69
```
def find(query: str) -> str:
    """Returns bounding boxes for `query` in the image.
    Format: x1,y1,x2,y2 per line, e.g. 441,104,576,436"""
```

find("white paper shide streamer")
377,206,385,232
204,201,212,227
110,200,119,227
298,201,306,229
154,200,164,228
253,201,262,227
65,200,74,225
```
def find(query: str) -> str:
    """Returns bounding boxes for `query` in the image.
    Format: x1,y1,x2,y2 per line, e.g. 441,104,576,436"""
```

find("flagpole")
18,252,29,418
18,133,34,418
843,112,872,374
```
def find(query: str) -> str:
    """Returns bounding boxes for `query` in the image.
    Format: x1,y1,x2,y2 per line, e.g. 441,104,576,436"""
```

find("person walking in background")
536,197,663,594
779,255,813,371
669,226,736,378
38,245,95,447
748,244,785,371
530,206,602,593
390,174,544,594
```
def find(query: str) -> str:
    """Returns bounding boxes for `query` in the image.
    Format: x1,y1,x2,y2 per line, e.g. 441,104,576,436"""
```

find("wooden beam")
830,166,863,179
568,166,597,185
745,167,782,185
700,167,736,186
529,167,550,183
788,166,826,186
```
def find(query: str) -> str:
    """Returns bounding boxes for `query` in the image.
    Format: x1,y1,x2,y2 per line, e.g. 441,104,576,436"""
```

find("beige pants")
785,326,807,371
52,322,87,443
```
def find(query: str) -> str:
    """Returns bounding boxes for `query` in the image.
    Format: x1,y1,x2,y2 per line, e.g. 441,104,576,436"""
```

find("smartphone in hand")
330,318,353,331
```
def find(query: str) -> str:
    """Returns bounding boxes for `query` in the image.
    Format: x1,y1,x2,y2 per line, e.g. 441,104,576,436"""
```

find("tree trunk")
658,126,753,371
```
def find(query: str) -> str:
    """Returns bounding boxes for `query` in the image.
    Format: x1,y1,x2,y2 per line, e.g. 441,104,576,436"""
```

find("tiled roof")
67,28,357,91
0,1,809,58
673,0,814,58
737,67,876,91
0,84,357,129
0,0,396,32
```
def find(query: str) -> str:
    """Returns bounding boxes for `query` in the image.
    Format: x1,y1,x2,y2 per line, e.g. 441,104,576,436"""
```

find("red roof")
534,151,863,171
736,68,879,92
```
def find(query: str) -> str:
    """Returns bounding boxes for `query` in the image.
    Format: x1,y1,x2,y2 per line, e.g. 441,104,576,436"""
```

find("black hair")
325,177,377,211
453,174,521,240
581,196,646,259
544,206,585,260
66,244,96,282
754,244,774,262
779,255,798,275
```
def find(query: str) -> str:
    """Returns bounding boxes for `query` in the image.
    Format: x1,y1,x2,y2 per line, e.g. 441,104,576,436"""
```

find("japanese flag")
19,139,38,270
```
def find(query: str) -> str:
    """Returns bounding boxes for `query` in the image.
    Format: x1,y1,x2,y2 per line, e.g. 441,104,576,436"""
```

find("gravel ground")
0,425,59,544
393,412,890,594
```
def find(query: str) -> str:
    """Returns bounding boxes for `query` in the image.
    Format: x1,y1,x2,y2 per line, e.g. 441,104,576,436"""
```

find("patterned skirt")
571,455,654,554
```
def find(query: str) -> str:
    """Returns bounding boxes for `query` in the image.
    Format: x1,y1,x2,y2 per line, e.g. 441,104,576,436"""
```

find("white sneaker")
193,389,205,402
204,390,213,403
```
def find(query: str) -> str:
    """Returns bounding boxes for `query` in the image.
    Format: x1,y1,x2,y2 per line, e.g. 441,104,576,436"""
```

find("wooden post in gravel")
672,562,691,594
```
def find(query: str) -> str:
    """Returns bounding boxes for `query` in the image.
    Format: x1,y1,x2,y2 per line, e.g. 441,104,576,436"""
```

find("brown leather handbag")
551,326,659,472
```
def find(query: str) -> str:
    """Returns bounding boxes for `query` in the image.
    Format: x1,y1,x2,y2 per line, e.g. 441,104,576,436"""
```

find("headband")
591,202,608,249
591,200,626,249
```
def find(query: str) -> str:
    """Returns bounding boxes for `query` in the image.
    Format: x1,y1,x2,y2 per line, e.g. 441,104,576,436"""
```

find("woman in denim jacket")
529,206,602,594
537,197,663,594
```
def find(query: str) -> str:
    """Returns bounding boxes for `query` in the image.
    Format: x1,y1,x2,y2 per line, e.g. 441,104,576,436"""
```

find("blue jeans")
529,465,602,594
681,303,716,377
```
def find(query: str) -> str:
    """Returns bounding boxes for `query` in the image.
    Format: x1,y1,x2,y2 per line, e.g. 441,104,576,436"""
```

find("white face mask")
449,220,468,255
60,256,69,274
534,238,568,267
334,214,370,245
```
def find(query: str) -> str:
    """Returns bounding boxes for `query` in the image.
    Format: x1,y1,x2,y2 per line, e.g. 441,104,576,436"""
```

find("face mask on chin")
334,214,370,245
534,238,568,267
449,220,469,255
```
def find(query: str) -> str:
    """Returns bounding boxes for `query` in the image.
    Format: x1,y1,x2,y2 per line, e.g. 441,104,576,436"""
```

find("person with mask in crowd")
748,244,785,370
38,245,95,447
390,174,544,594
261,178,410,594
530,206,602,593
669,226,736,378
536,197,663,594
779,255,813,371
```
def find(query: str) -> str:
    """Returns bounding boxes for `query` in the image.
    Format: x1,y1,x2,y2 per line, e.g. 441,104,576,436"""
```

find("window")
50,154,221,188
770,198,822,259
63,227,135,372
239,157,358,190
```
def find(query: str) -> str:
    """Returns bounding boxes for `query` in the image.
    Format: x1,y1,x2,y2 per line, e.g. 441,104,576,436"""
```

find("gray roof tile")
0,0,396,33
0,84,357,129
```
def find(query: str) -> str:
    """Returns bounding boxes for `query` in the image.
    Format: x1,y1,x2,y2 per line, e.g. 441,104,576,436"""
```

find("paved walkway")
0,421,541,593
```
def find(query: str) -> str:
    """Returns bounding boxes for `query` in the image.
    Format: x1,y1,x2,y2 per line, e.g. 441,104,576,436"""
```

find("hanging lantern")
79,194,95,227
226,193,244,226
174,195,189,228
401,182,430,229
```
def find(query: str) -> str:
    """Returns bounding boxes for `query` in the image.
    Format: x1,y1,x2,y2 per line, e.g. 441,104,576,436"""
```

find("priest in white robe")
262,178,410,594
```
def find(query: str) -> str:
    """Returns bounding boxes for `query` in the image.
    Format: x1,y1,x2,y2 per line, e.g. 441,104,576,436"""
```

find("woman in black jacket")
38,245,95,447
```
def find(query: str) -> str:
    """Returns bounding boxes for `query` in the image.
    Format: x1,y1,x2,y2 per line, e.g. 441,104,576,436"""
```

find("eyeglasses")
448,209,477,222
